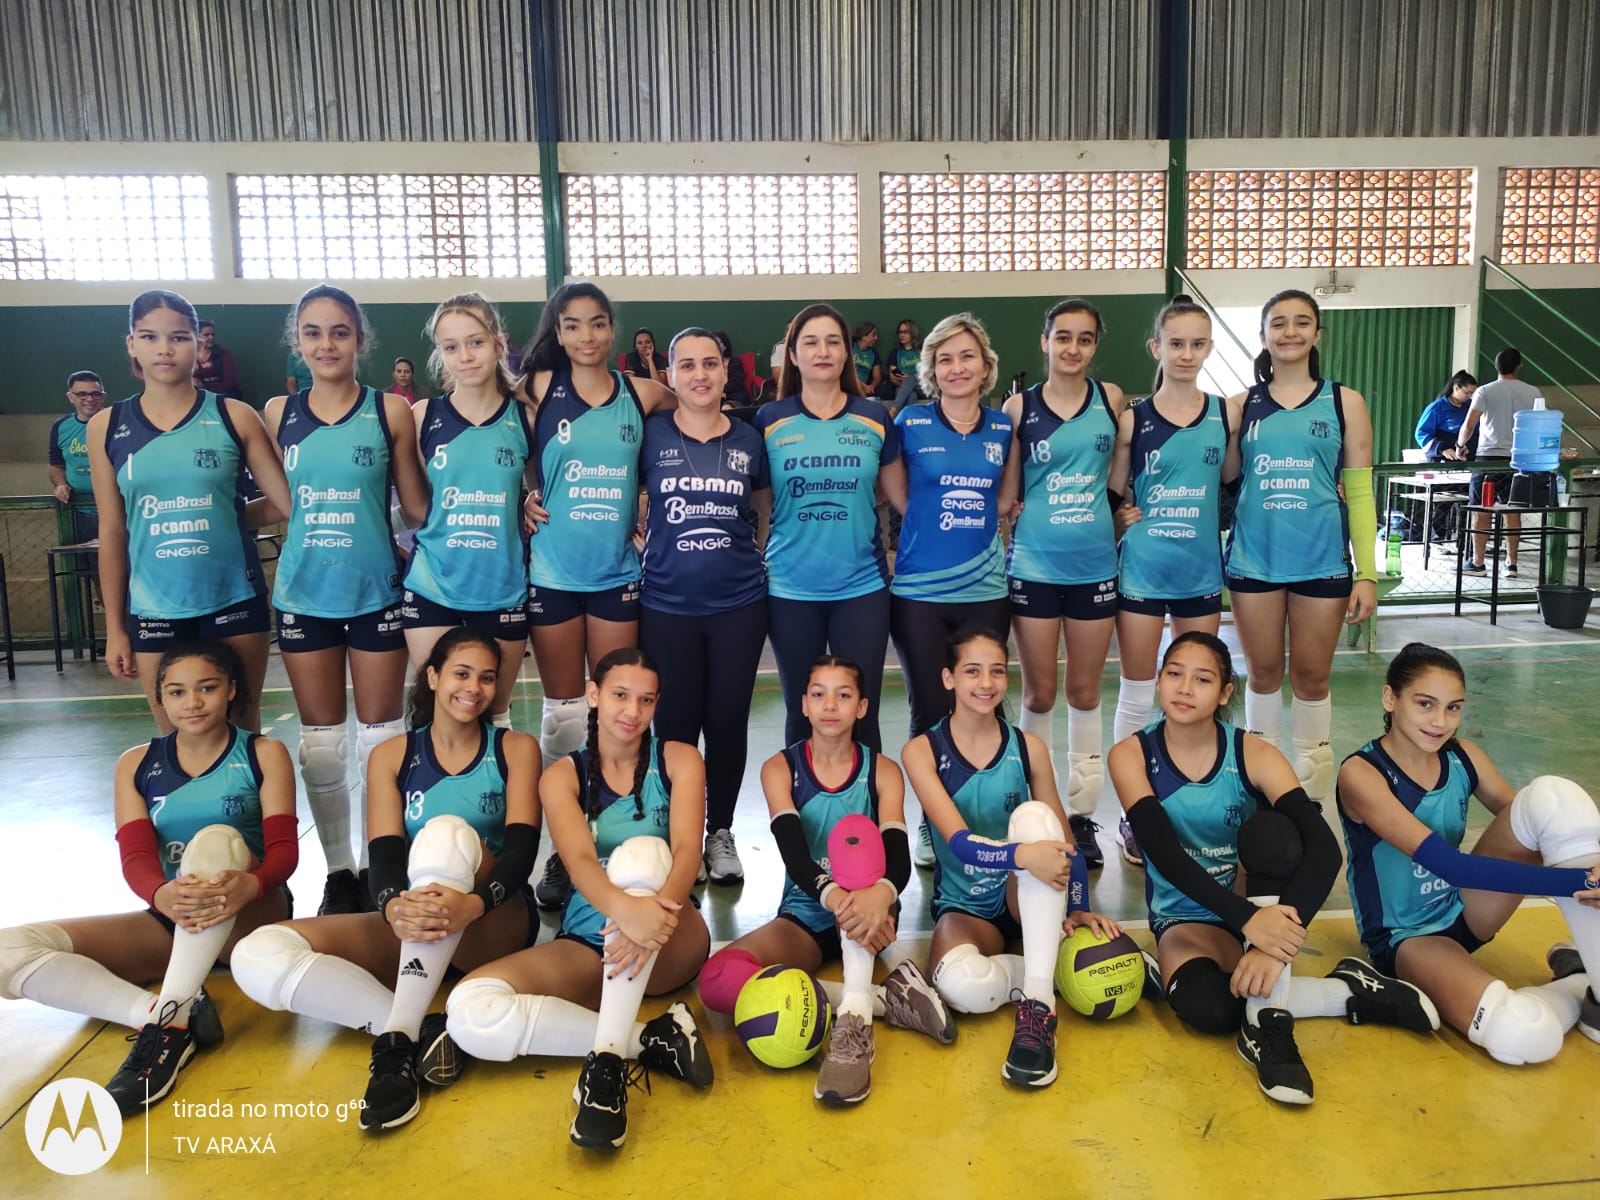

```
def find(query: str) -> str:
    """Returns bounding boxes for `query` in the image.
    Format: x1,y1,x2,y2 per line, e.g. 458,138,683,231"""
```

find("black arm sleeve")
473,822,541,913
1125,796,1259,935
368,835,409,922
1272,789,1342,926
771,811,832,901
882,825,911,895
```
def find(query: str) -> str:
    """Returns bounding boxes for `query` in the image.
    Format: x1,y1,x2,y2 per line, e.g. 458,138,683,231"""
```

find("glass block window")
881,171,1166,273
1499,167,1600,265
1186,169,1472,269
232,174,545,280
564,174,859,276
0,175,211,281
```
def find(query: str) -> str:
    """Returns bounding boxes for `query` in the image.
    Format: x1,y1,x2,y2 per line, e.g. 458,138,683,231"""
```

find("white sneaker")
914,820,936,868
703,828,743,885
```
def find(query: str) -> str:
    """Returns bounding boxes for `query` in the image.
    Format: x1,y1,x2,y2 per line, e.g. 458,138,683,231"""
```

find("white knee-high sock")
1113,678,1156,745
446,980,650,1061
1520,975,1589,1031
1017,874,1068,1007
1243,893,1295,1026
155,917,234,1025
837,937,876,1023
383,932,461,1039
1066,704,1101,761
1245,687,1283,745
818,977,887,1019
1285,976,1351,1020
14,928,158,1029
491,709,513,731
1290,694,1335,799
282,952,396,1033
593,947,658,1058
1019,705,1054,755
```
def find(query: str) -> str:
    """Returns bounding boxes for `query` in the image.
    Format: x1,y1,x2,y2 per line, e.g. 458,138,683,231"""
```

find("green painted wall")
1477,286,1600,386
0,293,1169,414
1320,306,1456,465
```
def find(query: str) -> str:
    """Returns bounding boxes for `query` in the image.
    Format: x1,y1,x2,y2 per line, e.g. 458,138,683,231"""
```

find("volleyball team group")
3,281,1597,1153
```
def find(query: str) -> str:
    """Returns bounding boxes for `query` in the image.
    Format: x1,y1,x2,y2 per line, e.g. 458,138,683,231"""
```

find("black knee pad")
1166,957,1246,1035
1238,809,1303,898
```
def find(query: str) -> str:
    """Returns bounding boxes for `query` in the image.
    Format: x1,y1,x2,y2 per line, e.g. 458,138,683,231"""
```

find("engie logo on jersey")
26,1078,122,1175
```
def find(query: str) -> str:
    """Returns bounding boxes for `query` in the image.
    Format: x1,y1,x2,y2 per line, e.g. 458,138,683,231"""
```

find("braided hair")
582,646,660,821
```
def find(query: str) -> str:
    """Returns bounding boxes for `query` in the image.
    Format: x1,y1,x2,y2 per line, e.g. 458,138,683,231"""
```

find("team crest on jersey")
1004,791,1023,813
1095,434,1112,453
1224,802,1243,826
495,446,515,468
1310,420,1330,440
727,448,751,474
479,791,505,815
1204,445,1222,465
620,421,639,445
352,445,376,467
985,440,1003,466
648,801,670,826
193,448,220,470
222,795,247,818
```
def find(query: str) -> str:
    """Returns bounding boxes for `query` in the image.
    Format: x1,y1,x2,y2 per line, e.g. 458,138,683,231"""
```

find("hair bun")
1171,293,1193,304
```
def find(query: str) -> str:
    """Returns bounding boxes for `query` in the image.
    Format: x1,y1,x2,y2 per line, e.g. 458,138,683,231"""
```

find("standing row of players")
2,632,1595,1151
77,282,1376,923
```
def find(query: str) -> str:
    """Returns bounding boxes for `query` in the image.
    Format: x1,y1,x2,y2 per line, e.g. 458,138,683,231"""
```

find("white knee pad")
1467,979,1566,1065
408,814,484,893
1008,799,1065,845
444,977,523,1062
1510,776,1600,868
0,922,71,1000
229,925,317,1012
540,697,588,760
1292,739,1336,802
181,824,251,878
1065,752,1103,817
356,719,405,785
931,943,1012,1015
298,725,349,793
606,836,673,896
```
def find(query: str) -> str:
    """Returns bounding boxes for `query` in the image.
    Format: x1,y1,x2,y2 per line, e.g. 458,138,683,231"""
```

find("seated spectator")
716,330,753,406
755,340,785,406
624,328,668,385
390,356,421,404
852,321,882,395
194,319,241,398
887,318,924,411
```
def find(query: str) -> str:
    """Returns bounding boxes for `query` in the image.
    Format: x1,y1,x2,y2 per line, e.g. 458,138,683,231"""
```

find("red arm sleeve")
116,820,168,906
247,813,299,895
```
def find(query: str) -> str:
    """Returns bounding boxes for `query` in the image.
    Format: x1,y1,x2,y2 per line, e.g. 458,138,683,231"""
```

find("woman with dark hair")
714,330,752,406
389,356,421,405
623,329,667,386
1414,370,1478,463
193,320,240,399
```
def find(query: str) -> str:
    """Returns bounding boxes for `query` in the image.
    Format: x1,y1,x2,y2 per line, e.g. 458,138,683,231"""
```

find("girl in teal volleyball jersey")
89,291,291,733
261,286,431,917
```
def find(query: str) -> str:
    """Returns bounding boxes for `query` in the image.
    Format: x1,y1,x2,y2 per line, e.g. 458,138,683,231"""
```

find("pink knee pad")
699,947,763,1014
828,814,885,890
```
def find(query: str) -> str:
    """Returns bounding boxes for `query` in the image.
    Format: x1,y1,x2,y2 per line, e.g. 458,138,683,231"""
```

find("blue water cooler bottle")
1508,397,1561,507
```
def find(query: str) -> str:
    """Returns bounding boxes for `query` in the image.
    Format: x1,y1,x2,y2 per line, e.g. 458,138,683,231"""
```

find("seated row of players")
2,634,1595,1149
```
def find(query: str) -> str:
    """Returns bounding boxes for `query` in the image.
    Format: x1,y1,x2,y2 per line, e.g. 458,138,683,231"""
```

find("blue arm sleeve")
949,828,1018,870
1067,844,1089,913
1413,832,1592,897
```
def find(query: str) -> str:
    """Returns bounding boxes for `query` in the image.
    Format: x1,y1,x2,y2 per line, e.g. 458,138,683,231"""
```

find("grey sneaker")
881,960,955,1044
814,1012,874,1105
1548,941,1600,1043
913,820,936,869
703,828,744,885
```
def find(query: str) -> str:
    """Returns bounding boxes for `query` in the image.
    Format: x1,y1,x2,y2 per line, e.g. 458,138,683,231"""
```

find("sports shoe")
1001,993,1058,1087
814,1012,874,1105
638,1002,713,1089
534,853,572,910
318,868,364,916
417,1012,467,1087
357,867,377,913
1506,562,1519,577
1547,941,1600,1043
703,828,744,886
1068,814,1104,870
360,1032,421,1131
1462,561,1487,575
914,820,935,869
1328,957,1440,1032
1236,1008,1313,1105
1140,951,1165,1001
106,1000,196,1116
1115,817,1144,867
571,1051,645,1150
881,960,956,1044
188,986,224,1050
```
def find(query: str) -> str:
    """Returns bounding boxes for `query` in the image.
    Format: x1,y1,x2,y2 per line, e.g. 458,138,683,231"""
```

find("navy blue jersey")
640,413,769,615
135,727,265,878
561,742,674,945
397,725,511,857
1119,393,1228,600
778,741,880,932
925,719,1032,917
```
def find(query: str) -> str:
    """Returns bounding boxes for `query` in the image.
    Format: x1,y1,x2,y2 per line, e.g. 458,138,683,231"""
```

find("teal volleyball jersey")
1139,720,1262,926
405,394,533,612
105,391,263,619
135,726,265,878
1007,382,1119,585
926,719,1031,917
1226,379,1350,582
753,396,900,601
560,741,674,945
1340,740,1477,963
48,414,94,496
398,726,510,857
891,402,1011,602
529,370,644,592
778,741,880,932
272,387,403,618
1119,394,1228,600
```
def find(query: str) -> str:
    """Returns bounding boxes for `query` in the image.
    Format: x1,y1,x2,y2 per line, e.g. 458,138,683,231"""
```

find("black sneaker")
571,1051,646,1150
357,867,377,913
1001,993,1058,1088
1507,562,1519,577
188,987,224,1050
360,1032,420,1131
318,868,364,916
1462,561,1487,575
534,853,572,911
1067,815,1104,870
1236,1009,1313,1105
417,1012,467,1088
106,1001,196,1116
1140,951,1165,1001
638,1002,713,1089
1328,957,1440,1032
1547,941,1600,1044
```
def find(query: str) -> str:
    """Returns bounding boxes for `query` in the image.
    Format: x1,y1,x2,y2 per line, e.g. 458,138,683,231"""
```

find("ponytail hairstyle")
405,626,502,731
777,303,865,400
1042,298,1104,340
1444,369,1477,398
583,646,660,821
129,289,199,333
285,284,372,361
523,281,616,375
424,292,519,396
1253,289,1322,385
1160,631,1238,718
1382,642,1466,735
155,638,252,724
944,623,1012,722
1148,294,1210,392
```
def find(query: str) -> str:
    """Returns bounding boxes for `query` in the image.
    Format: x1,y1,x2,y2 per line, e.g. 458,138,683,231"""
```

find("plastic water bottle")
1386,528,1403,576
1511,397,1563,472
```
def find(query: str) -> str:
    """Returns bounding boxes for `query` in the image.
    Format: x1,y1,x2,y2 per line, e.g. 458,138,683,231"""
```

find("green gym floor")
2,606,1597,1199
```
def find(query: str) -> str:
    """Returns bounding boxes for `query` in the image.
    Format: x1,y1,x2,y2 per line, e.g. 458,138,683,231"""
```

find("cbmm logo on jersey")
26,1079,122,1175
